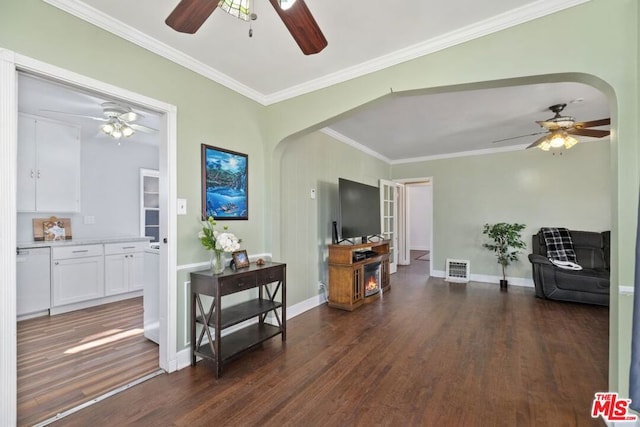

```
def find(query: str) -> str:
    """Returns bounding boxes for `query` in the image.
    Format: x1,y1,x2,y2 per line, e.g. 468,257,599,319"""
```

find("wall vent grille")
445,259,470,283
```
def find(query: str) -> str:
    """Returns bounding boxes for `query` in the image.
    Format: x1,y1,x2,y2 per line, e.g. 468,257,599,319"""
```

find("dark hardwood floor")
52,258,608,426
17,297,159,426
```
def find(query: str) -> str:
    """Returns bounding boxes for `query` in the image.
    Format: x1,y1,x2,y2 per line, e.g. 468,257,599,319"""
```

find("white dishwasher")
17,247,51,317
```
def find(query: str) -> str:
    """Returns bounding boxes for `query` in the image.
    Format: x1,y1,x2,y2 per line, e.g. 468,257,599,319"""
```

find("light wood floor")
51,260,608,426
17,297,159,426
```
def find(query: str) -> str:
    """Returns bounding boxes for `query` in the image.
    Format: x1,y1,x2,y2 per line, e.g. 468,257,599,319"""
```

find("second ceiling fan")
165,0,327,55
526,103,610,150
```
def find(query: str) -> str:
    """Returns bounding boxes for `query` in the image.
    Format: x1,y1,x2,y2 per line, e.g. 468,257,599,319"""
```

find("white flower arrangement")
198,217,241,253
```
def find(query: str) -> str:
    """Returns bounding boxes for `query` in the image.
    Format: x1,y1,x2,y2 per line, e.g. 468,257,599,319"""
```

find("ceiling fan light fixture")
122,125,135,137
539,140,552,151
100,122,115,135
219,0,252,21
111,128,123,139
563,135,578,149
549,132,566,148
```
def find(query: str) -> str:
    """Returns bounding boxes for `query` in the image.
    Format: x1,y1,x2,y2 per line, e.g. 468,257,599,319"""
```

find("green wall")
392,140,611,280
280,131,390,304
262,0,638,398
1,0,639,400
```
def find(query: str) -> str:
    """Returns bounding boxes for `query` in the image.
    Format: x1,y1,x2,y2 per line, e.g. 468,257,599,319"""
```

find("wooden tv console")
328,240,390,311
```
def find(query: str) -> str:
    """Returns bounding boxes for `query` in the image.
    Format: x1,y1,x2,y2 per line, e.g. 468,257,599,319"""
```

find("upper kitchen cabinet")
17,114,81,212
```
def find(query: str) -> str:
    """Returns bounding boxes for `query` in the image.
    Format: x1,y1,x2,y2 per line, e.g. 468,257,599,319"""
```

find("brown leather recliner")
528,230,610,306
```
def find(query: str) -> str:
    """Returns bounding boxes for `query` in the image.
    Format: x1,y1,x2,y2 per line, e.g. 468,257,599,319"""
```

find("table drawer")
256,267,284,285
219,272,256,295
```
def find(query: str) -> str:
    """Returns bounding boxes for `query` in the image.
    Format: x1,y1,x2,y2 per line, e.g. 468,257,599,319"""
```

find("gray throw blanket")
541,227,577,263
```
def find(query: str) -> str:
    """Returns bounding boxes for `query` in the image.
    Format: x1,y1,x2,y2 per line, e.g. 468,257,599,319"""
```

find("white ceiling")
18,73,162,146
30,0,610,161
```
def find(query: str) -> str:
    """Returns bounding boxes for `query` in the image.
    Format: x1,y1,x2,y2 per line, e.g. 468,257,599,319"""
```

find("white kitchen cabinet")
104,242,146,296
17,114,81,212
52,245,104,306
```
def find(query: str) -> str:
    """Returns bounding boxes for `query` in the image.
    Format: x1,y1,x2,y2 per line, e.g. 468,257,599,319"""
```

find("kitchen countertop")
17,236,151,249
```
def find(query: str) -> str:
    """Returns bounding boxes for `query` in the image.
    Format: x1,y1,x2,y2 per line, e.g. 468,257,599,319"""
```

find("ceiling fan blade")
165,0,218,34
574,118,610,129
119,111,141,122
268,0,327,55
492,131,547,144
129,123,159,134
567,128,610,138
526,135,549,149
39,109,107,122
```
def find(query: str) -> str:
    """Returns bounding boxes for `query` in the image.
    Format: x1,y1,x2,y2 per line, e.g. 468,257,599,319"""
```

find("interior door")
380,179,398,274
396,182,409,265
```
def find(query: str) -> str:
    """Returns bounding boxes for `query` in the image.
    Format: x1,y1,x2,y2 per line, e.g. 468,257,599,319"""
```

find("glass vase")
210,250,225,274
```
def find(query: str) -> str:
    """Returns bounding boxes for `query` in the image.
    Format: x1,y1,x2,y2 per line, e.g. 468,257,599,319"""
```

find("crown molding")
320,128,391,164
320,128,533,164
263,0,591,104
391,143,531,165
41,0,589,106
40,0,267,104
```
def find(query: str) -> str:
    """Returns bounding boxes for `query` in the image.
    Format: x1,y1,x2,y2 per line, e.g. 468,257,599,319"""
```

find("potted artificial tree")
482,222,526,289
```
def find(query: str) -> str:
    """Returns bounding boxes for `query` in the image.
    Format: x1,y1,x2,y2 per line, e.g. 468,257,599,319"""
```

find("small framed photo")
232,250,250,269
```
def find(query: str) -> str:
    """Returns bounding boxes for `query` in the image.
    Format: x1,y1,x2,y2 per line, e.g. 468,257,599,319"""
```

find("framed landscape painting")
201,144,248,220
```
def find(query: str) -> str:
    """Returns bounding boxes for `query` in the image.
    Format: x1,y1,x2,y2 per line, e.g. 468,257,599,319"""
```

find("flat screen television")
338,178,381,244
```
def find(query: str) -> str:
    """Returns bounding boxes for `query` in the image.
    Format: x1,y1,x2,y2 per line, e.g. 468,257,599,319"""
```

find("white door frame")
394,177,434,277
0,49,178,426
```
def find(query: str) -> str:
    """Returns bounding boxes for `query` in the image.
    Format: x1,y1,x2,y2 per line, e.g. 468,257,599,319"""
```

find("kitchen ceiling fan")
494,103,610,151
41,102,159,140
165,0,327,55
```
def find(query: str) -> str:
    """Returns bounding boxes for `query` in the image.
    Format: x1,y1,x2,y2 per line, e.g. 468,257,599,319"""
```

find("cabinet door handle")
30,169,34,179
36,170,41,179
54,261,59,265
122,246,136,249
72,249,89,253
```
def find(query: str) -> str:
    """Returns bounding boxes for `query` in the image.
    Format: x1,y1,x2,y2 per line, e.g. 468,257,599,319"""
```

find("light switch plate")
177,198,187,215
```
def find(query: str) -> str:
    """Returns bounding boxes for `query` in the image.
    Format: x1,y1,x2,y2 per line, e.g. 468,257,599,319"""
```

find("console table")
190,262,286,378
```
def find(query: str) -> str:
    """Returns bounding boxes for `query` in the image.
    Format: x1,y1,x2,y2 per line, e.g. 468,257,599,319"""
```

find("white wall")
17,135,159,242
408,184,432,251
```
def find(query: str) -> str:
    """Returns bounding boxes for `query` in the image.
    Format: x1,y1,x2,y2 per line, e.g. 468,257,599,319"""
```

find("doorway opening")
396,178,433,278
0,52,178,425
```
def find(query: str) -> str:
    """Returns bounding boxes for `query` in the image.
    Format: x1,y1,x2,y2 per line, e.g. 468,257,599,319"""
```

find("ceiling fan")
165,0,327,55
41,102,159,140
494,103,610,151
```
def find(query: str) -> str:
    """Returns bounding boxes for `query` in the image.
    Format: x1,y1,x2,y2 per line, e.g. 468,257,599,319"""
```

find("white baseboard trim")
49,290,143,316
176,291,327,371
432,269,534,288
